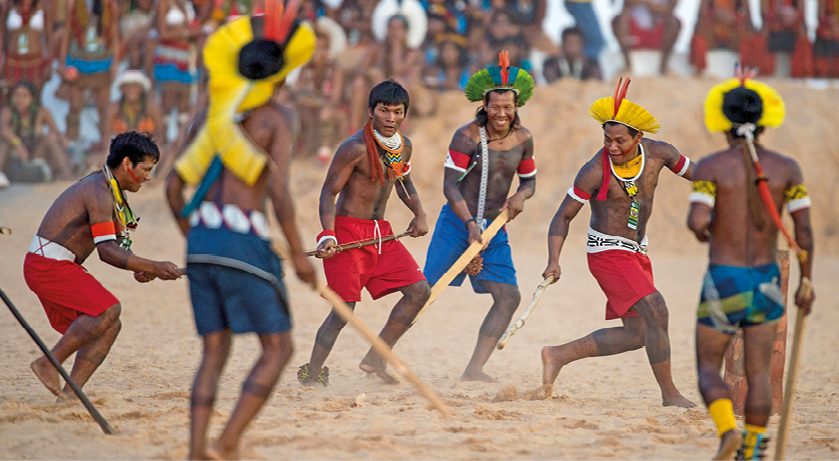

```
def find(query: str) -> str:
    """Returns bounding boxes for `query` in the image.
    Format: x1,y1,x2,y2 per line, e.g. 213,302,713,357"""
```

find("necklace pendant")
625,181,638,197
628,199,640,230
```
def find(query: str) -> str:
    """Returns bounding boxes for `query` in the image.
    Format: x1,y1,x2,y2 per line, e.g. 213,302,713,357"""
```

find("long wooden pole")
411,209,510,325
775,277,813,460
272,243,453,417
497,275,554,350
304,233,410,256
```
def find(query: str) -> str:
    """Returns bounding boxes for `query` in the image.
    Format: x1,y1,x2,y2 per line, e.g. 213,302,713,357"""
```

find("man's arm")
660,141,695,180
443,128,482,244
787,162,815,314
501,133,536,221
315,139,364,257
543,160,600,283
164,112,204,236
394,138,428,237
687,158,715,242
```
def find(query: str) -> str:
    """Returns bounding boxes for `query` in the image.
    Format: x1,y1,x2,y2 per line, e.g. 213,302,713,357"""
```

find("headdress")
175,0,316,190
372,0,427,49
464,51,535,106
114,70,152,92
588,77,660,133
704,66,785,132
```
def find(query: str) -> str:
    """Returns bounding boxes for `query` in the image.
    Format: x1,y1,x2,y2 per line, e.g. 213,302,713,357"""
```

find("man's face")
603,123,642,165
369,102,405,137
121,155,156,192
386,17,408,43
484,91,516,133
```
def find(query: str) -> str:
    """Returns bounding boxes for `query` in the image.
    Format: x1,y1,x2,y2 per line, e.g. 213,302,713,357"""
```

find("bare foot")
541,345,571,386
205,445,237,461
359,353,399,385
460,369,497,383
662,393,696,408
31,357,61,396
713,429,741,460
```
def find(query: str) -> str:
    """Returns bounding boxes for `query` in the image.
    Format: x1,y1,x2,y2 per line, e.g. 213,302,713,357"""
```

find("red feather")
614,77,630,118
499,51,510,86
265,0,301,43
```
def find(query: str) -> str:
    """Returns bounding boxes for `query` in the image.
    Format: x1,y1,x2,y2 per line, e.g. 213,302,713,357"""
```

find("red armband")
444,149,470,172
317,230,337,246
517,157,537,178
91,222,117,244
669,155,690,177
567,185,592,203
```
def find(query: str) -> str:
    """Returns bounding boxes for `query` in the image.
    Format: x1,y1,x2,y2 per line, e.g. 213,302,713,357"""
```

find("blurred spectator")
0,82,73,186
294,16,349,160
478,10,526,68
47,0,67,63
60,0,120,143
1,0,54,94
814,0,839,77
502,0,557,53
119,0,156,75
424,32,470,90
154,0,202,143
542,26,603,82
739,0,811,76
690,0,752,74
612,0,681,74
564,0,606,63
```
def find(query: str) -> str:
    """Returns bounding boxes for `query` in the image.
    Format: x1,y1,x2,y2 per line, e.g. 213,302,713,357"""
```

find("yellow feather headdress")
588,78,660,134
704,69,785,132
175,0,316,187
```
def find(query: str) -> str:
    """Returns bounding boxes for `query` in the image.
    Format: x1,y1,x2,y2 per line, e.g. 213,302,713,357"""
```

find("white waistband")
587,228,648,254
29,236,76,262
189,202,269,239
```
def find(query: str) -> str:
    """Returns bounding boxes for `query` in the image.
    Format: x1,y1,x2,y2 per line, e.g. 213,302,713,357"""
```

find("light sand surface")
1,77,837,460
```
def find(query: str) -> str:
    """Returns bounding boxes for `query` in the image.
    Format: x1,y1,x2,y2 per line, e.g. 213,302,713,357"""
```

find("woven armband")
317,229,338,246
689,181,716,208
669,155,690,177
91,222,117,244
567,185,592,204
784,184,811,213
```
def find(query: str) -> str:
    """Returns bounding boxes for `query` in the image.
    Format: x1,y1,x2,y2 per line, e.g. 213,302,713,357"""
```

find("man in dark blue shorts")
165,10,317,461
689,75,815,460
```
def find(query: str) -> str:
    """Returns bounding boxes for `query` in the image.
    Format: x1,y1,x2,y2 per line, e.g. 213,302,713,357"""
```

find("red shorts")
323,215,425,303
587,250,656,320
23,253,119,334
630,16,667,49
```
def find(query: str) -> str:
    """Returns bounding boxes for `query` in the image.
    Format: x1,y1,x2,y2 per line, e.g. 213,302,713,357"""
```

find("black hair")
368,79,410,113
388,14,410,29
722,87,765,139
435,38,469,68
561,26,583,42
476,89,521,129
107,131,160,168
603,121,639,138
239,39,285,80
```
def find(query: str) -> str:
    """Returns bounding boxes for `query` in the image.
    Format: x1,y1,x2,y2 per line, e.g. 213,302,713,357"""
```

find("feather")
615,99,660,134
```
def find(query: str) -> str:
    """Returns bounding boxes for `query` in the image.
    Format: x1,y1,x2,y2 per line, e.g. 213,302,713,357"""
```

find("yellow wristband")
10,137,21,146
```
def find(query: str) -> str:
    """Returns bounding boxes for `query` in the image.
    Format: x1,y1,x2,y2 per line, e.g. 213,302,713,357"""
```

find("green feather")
512,70,535,107
465,69,495,103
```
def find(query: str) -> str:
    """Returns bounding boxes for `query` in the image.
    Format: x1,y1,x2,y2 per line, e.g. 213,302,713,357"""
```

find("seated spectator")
119,0,157,75
1,0,53,94
690,0,752,73
739,0,811,77
502,0,558,53
564,0,606,63
612,0,681,74
542,27,603,82
0,82,73,187
424,33,470,90
814,0,839,77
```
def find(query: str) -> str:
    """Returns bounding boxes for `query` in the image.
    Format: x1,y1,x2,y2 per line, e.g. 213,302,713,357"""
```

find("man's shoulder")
642,138,676,156
336,131,367,158
515,126,533,143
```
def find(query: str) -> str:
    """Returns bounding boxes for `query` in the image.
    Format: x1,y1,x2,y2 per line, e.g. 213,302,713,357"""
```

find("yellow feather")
704,78,785,132
589,96,659,133
588,97,614,125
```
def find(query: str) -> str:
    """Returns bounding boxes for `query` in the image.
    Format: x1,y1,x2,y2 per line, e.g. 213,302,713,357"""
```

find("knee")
500,286,521,311
103,303,122,326
111,319,123,336
409,281,431,306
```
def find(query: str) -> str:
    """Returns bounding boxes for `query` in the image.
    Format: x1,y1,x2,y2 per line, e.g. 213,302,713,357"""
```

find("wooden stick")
775,277,813,461
0,227,11,234
0,287,116,435
411,209,510,325
305,232,410,256
271,242,454,417
497,275,554,350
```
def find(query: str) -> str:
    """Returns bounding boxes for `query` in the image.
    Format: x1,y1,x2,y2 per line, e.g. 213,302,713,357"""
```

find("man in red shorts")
298,80,431,385
540,79,694,407
24,131,182,400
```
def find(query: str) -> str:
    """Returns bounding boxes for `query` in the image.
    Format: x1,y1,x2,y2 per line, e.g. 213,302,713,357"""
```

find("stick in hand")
497,275,555,350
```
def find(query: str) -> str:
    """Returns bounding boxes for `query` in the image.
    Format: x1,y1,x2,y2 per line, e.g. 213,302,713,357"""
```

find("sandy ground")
1,77,838,460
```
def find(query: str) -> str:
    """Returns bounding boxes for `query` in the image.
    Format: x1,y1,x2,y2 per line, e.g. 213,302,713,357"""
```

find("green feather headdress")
465,51,534,107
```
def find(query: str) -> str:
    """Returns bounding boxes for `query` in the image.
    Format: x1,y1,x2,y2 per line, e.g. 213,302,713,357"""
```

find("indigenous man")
688,75,814,460
423,52,536,383
300,80,430,386
164,7,317,460
541,78,695,407
25,131,182,401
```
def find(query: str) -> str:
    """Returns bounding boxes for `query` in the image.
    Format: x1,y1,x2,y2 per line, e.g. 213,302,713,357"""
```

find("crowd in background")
0,0,838,186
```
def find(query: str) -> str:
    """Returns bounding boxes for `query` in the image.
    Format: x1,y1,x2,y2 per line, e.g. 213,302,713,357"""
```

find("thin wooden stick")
271,242,454,417
497,275,554,350
411,209,510,325
305,233,410,256
0,227,11,234
775,277,813,460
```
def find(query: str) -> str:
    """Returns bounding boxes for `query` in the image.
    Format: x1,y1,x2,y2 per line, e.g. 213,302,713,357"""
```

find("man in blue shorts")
424,53,536,382
688,74,815,460
165,9,317,460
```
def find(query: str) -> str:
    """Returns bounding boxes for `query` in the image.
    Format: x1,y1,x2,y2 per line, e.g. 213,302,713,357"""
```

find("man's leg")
306,302,356,375
739,322,778,459
612,12,633,72
631,292,695,407
461,281,521,382
57,316,122,400
211,331,293,460
359,281,431,383
189,329,232,461
542,313,646,386
30,303,122,396
696,323,740,460
659,15,682,74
